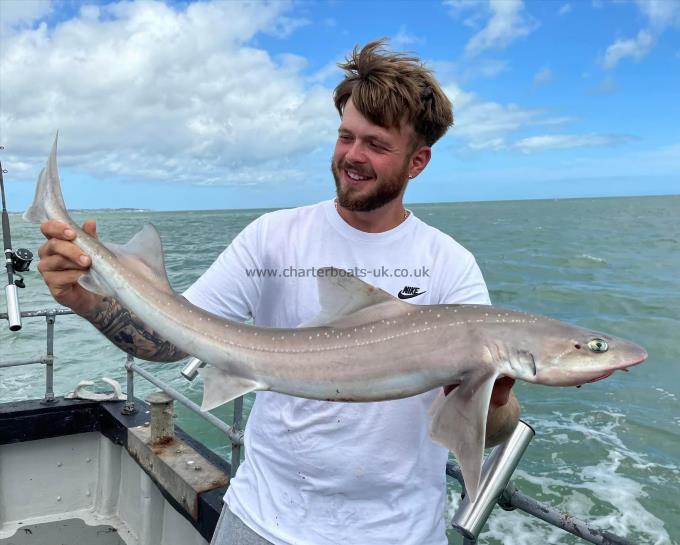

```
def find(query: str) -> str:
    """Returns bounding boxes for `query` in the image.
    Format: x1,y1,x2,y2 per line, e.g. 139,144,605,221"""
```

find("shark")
24,136,648,502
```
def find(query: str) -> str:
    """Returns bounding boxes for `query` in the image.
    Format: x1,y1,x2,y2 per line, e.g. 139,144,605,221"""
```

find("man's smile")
341,163,375,187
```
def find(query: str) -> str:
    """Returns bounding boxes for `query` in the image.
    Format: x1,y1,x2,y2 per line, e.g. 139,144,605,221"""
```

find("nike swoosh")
398,290,427,300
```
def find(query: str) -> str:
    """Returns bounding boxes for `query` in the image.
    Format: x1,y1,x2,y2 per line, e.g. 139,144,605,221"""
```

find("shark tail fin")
23,132,71,225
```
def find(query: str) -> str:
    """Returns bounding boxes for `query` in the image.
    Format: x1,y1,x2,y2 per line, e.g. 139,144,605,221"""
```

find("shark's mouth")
586,370,616,383
587,350,647,384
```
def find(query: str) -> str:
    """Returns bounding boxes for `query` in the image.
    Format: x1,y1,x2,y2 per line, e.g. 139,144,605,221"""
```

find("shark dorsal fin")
106,224,174,294
79,224,174,297
299,266,411,328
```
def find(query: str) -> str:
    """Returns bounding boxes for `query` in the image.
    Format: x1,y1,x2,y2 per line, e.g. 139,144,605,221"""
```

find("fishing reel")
8,247,33,288
12,248,33,272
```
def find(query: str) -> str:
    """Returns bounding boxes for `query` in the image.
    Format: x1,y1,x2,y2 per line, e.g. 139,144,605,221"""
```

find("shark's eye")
588,338,608,353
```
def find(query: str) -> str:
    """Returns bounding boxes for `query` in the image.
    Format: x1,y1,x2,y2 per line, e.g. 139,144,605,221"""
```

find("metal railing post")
231,395,243,477
179,356,244,476
451,421,535,540
42,311,56,403
123,354,137,414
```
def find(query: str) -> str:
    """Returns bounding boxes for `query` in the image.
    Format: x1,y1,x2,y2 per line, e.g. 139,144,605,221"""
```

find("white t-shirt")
184,199,490,545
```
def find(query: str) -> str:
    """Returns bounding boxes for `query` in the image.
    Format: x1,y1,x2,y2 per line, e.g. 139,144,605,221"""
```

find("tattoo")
84,297,188,362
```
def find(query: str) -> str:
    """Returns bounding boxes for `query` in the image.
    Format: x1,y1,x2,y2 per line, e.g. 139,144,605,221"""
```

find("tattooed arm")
38,219,187,362
82,296,188,362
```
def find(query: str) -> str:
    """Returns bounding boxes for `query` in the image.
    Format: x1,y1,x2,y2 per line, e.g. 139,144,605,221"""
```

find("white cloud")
442,84,628,154
600,1,680,69
0,0,52,32
633,0,680,30
0,1,337,186
445,0,539,56
602,29,655,69
307,60,342,85
533,66,553,86
444,84,570,150
513,134,634,153
558,3,572,16
392,25,422,47
430,58,509,84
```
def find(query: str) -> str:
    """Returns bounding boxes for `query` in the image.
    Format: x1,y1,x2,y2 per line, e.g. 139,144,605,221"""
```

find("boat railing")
0,307,245,477
1,308,636,545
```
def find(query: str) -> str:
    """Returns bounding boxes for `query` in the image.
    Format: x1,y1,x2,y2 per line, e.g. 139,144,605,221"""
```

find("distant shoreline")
7,208,152,214
7,193,678,215
69,208,151,213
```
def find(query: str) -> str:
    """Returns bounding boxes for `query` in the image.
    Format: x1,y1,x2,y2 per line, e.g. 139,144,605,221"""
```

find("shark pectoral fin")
105,224,174,295
78,267,114,297
299,266,411,327
428,388,446,417
429,371,498,503
198,367,262,412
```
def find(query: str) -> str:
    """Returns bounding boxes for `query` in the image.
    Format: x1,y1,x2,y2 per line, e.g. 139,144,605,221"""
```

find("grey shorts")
210,504,274,545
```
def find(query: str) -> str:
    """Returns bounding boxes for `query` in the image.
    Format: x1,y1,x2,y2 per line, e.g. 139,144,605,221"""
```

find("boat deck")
0,398,229,545
0,518,125,544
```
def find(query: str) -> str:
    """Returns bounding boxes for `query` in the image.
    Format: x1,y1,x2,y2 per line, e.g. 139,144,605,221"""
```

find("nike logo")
398,286,427,300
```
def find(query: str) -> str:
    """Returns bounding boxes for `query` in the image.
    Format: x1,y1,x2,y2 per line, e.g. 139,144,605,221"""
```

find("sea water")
1,195,678,545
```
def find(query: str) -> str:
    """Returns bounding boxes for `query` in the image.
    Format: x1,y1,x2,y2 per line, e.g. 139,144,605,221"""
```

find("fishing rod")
1,146,34,331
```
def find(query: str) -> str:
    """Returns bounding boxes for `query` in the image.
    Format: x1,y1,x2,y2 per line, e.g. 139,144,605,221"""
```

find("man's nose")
345,141,366,163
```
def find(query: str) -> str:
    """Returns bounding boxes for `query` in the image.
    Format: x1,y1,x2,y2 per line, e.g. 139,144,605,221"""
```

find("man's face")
331,99,415,212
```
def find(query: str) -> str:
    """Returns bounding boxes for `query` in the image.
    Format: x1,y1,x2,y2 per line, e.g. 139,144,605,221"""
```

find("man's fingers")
41,269,87,292
82,220,97,238
37,254,89,275
40,220,75,241
496,377,515,389
37,238,91,267
491,377,516,407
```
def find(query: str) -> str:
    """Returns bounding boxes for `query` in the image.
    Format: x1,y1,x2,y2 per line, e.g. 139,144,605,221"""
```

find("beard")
331,157,410,212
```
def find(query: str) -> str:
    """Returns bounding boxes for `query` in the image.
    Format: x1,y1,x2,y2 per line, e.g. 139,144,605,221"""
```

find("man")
38,40,519,545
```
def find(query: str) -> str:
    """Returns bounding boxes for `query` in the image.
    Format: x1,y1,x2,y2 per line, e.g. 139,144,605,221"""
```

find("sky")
0,0,678,211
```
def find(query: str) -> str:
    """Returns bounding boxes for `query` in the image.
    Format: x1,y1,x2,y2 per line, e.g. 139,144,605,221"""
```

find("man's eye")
338,134,352,142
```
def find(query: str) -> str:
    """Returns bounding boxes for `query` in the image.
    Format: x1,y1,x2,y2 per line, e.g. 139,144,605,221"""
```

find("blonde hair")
333,39,453,147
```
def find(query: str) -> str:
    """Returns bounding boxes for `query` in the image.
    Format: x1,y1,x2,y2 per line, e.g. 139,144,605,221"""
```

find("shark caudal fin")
23,133,71,225
429,370,498,503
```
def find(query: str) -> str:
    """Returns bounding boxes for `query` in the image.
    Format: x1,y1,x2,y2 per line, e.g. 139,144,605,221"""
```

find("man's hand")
38,219,103,316
443,376,514,402
489,376,515,407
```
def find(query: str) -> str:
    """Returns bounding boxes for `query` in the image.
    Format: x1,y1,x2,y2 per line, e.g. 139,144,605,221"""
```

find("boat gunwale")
0,396,229,543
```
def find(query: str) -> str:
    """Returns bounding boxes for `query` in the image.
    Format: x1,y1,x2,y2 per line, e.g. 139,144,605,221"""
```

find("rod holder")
5,284,21,331
181,357,206,381
451,420,535,541
145,391,175,445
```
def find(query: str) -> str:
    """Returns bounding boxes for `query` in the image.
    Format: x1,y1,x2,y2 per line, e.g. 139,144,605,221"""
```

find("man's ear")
408,145,432,179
